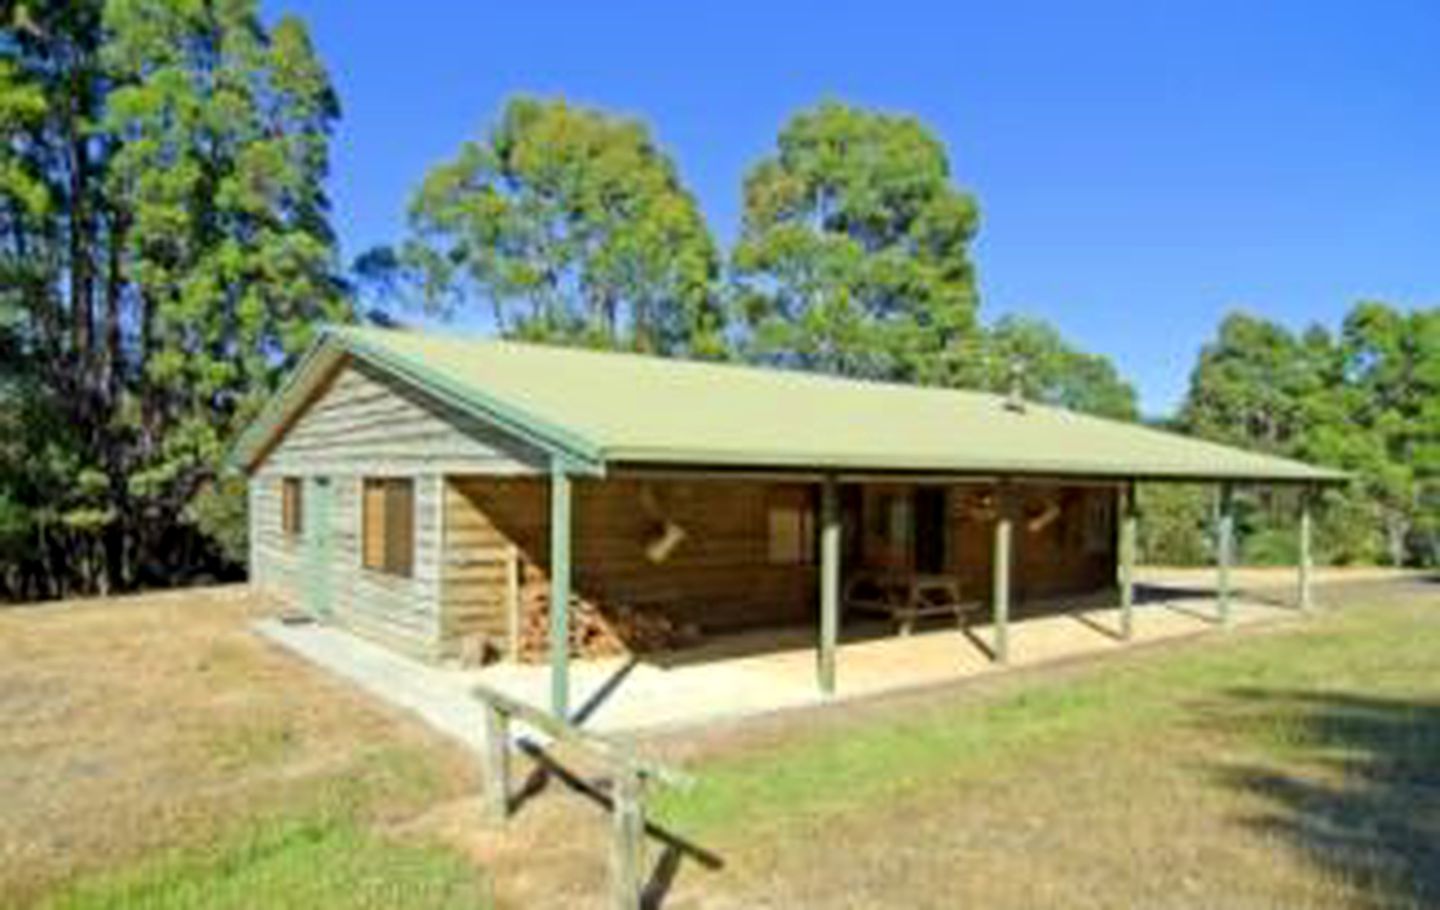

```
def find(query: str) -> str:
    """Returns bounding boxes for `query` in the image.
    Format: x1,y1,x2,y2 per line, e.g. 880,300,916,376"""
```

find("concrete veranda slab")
256,581,1307,755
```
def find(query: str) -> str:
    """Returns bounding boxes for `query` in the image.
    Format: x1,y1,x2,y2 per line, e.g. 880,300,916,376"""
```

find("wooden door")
305,476,334,617
913,486,948,573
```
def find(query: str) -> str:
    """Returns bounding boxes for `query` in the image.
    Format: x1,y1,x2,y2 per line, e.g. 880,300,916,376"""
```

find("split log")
517,590,701,662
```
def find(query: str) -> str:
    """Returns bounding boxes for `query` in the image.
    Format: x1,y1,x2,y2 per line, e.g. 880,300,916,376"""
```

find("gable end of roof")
227,328,606,475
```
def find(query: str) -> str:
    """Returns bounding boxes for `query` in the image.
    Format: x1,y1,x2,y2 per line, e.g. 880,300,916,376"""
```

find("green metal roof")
232,326,1348,484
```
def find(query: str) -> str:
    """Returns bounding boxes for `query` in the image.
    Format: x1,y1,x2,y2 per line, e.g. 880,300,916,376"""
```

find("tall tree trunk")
1386,512,1409,567
633,297,651,352
67,104,93,374
103,206,126,407
102,208,128,593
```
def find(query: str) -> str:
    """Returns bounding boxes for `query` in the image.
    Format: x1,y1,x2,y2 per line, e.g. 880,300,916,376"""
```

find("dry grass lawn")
1,575,1435,909
0,587,486,908
634,578,1440,909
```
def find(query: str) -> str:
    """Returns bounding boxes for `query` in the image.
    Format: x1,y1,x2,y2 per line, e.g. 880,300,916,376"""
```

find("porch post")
992,483,1012,663
1118,481,1137,640
1217,482,1235,629
1298,485,1314,613
549,461,572,718
818,474,840,695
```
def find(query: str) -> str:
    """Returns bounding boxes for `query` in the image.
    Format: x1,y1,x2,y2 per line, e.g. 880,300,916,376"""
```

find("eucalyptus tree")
403,97,723,357
731,101,981,383
977,315,1138,420
1177,304,1439,566
0,0,347,596
1327,302,1439,564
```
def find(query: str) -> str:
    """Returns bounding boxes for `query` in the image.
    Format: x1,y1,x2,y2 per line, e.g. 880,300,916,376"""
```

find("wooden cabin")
232,328,1342,714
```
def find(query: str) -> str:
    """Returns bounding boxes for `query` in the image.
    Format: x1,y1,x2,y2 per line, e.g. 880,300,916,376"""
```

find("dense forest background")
2,1,1435,602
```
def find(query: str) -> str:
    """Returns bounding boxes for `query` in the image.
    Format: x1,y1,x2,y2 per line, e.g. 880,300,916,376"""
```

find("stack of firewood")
518,591,702,661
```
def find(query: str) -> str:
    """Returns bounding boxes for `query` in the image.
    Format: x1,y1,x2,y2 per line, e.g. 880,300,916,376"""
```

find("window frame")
766,487,816,566
361,477,416,578
281,477,304,538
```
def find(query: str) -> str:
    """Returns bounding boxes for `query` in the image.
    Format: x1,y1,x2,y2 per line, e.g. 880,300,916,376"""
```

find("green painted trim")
992,486,1013,663
1298,488,1314,613
229,327,607,476
818,475,840,696
1119,482,1137,640
305,476,336,617
549,462,572,718
226,336,343,471
1217,483,1235,628
603,448,1349,485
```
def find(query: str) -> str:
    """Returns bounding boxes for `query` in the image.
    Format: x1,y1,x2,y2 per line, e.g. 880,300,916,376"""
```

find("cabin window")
281,478,303,537
362,478,415,577
767,488,815,565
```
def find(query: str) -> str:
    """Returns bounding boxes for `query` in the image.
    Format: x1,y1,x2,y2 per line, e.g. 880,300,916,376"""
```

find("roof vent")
1004,361,1027,414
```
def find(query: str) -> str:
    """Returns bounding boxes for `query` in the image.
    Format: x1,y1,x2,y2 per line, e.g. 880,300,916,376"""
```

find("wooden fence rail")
473,683,694,910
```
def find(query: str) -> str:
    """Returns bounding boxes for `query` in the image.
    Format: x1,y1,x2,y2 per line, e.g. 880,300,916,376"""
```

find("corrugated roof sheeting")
232,327,1348,484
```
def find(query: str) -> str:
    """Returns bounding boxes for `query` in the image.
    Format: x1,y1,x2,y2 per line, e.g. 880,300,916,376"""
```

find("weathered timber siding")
250,473,446,658
947,484,1117,605
259,356,545,475
440,477,1119,658
249,356,545,659
441,477,819,655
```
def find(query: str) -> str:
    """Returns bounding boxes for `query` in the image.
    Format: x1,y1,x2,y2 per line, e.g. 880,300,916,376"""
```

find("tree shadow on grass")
1207,688,1440,907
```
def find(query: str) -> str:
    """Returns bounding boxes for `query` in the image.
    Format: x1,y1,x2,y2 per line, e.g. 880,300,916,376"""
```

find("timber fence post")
481,701,511,825
610,755,645,910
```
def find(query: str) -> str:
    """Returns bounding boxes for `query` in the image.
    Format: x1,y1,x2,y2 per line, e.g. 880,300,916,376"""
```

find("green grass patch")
38,816,489,910
654,600,1440,836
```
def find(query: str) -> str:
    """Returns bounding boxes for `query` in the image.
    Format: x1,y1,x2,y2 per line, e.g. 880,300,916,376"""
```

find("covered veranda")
481,570,1309,733
538,462,1341,720
257,567,1328,746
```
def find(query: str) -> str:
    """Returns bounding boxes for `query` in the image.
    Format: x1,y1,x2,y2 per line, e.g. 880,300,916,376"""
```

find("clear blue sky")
262,0,1439,416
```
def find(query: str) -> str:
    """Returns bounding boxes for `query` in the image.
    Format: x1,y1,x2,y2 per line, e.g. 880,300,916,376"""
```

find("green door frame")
305,476,335,618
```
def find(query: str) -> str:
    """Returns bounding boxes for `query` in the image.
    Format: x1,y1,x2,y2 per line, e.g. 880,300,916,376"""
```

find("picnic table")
842,569,982,635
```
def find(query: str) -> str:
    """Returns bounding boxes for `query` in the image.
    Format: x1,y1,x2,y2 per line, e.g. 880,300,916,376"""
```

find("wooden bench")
843,570,980,635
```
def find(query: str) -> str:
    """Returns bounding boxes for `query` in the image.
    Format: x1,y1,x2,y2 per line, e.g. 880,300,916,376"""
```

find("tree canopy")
731,101,981,383
1171,304,1439,566
0,0,346,598
2,29,1431,603
974,316,1138,420
400,97,723,357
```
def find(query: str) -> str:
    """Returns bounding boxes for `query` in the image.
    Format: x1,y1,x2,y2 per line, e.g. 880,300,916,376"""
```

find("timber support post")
818,474,840,695
1119,481,1138,640
505,543,521,662
992,483,1013,663
1217,482,1235,629
549,461,572,718
1298,485,1314,613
